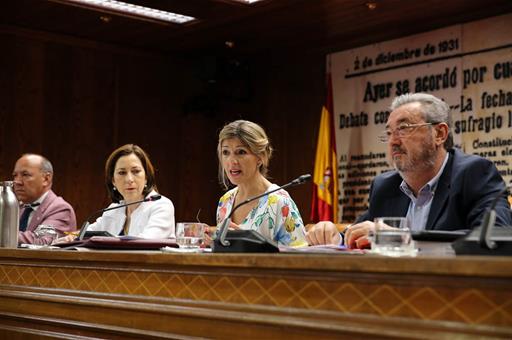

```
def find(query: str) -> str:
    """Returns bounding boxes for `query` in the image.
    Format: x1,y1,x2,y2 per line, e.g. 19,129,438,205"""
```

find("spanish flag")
311,73,339,222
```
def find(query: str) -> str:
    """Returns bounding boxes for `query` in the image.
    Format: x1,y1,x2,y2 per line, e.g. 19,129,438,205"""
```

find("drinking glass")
33,225,59,245
176,222,207,249
370,217,416,257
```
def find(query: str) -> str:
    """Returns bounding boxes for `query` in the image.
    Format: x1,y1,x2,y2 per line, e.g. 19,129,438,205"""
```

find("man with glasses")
13,154,76,245
306,92,511,248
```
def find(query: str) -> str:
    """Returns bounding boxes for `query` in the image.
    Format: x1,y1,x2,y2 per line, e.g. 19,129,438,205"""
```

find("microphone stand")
452,184,512,255
478,185,510,249
77,195,161,240
213,174,311,253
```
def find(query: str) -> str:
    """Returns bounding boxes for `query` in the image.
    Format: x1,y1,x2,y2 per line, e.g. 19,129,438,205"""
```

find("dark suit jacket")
18,190,77,245
356,148,511,230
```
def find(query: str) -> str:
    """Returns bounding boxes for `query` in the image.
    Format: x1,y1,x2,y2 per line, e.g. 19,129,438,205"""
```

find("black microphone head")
146,194,162,202
298,174,312,183
291,174,312,185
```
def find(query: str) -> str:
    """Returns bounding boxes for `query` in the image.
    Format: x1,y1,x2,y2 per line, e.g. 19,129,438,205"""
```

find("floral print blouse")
216,184,307,247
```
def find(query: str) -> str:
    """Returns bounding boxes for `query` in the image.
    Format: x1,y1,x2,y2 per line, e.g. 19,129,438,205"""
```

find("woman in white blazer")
87,144,175,238
57,144,175,243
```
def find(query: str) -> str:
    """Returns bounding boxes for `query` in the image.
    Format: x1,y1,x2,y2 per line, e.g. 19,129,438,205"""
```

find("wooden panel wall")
248,55,325,219
0,27,323,227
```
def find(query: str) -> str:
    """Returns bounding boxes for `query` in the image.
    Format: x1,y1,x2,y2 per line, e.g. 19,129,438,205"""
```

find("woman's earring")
113,186,117,191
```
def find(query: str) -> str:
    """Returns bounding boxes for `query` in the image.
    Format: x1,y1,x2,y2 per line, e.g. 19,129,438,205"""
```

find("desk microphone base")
212,230,279,253
452,228,512,256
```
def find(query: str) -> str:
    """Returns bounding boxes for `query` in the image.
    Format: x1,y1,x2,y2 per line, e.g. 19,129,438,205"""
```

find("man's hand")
343,221,376,249
52,233,76,244
306,221,341,246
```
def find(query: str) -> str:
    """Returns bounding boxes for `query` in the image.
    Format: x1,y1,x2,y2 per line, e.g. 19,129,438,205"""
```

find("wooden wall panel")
0,26,323,228
251,55,326,222
43,44,118,217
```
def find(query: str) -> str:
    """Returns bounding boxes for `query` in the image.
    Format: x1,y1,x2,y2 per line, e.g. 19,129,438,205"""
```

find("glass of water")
176,222,206,249
33,225,59,245
370,217,416,257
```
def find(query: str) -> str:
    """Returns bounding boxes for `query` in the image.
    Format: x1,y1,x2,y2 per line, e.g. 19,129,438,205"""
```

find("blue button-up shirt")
399,153,449,231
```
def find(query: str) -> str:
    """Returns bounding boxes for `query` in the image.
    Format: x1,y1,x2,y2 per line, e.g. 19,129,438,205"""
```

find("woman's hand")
203,221,240,248
306,221,341,246
228,221,240,230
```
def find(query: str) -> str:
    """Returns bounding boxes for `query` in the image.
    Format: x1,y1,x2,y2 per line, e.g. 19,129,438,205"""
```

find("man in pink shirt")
13,154,76,245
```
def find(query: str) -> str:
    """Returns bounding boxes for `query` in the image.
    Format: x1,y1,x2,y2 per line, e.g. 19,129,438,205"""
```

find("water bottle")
0,181,19,247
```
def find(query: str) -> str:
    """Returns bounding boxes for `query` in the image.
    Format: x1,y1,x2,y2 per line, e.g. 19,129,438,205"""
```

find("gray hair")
390,93,453,149
217,120,273,190
40,157,54,174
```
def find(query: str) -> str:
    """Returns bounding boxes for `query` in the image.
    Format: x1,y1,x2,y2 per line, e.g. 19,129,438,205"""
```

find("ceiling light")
99,15,112,23
365,2,378,10
229,0,266,4
55,0,196,24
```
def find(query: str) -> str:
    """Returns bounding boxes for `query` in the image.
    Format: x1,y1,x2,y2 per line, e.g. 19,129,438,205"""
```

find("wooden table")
0,248,510,338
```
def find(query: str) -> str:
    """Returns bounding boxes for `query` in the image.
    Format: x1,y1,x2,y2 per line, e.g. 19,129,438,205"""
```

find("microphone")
212,174,311,253
452,184,512,255
77,194,162,240
478,184,511,249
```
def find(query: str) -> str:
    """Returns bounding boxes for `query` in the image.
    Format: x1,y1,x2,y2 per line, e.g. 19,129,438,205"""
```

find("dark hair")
105,144,157,203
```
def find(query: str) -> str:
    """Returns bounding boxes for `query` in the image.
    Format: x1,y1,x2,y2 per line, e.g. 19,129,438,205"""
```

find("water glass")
176,222,206,249
33,225,59,245
371,217,416,257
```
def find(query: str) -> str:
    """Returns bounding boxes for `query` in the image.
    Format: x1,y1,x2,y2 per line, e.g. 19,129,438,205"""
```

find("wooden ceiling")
2,0,512,56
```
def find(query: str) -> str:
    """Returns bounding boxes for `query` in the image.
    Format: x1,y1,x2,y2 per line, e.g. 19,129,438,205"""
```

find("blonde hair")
217,120,273,189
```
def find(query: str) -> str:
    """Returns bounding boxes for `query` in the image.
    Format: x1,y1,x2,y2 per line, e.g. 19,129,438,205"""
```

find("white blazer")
88,190,175,238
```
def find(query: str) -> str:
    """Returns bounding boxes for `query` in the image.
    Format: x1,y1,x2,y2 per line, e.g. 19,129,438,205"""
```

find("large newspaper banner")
330,14,512,222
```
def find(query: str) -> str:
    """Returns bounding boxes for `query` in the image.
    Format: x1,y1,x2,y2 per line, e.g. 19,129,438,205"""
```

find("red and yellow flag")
311,73,339,222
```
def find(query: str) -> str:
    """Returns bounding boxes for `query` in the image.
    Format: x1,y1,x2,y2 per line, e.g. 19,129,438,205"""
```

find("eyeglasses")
378,122,439,143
